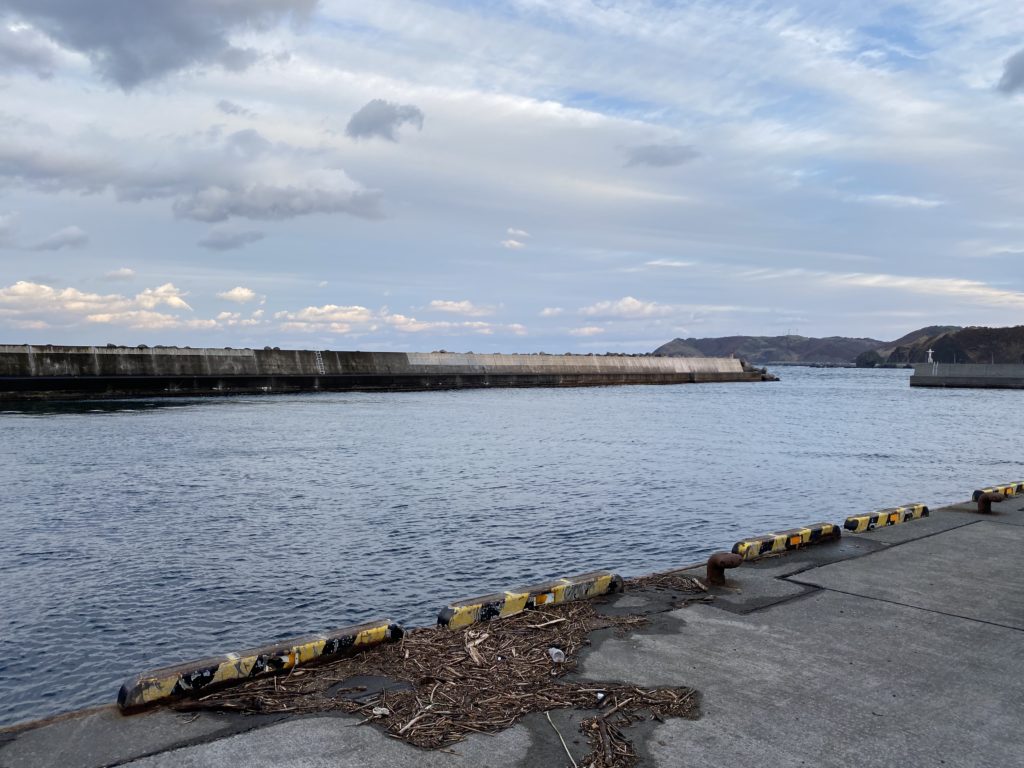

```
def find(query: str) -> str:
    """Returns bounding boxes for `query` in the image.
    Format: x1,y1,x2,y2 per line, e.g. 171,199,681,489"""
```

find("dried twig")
172,587,703,765
546,710,578,768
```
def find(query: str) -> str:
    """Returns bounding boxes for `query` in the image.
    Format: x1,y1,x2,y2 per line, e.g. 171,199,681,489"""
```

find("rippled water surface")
1,367,1021,726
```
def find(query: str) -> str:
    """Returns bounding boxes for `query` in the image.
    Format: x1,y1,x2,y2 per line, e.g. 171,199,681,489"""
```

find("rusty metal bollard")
977,492,1005,514
707,552,742,585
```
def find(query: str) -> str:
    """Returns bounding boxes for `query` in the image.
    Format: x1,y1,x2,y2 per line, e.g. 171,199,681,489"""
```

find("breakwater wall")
0,345,771,400
909,362,1024,389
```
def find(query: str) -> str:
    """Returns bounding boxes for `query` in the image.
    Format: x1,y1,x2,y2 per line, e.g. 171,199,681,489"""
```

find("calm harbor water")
1,367,1020,727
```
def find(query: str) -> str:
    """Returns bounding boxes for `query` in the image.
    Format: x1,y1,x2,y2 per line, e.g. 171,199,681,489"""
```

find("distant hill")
653,325,1024,366
885,325,962,348
881,325,1024,365
653,334,884,364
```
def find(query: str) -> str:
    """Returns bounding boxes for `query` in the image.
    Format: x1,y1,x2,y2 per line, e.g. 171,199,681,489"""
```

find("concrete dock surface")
3,495,1022,768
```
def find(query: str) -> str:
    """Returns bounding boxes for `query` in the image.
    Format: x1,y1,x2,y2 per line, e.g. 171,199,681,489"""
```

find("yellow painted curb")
437,570,623,629
731,522,841,561
972,482,1024,502
844,503,929,533
117,620,402,710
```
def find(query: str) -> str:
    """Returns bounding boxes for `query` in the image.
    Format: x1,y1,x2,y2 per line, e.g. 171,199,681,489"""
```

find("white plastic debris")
547,647,565,663
372,706,390,717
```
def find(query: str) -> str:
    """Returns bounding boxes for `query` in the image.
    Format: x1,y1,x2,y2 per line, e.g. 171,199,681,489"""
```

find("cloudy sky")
0,0,1022,351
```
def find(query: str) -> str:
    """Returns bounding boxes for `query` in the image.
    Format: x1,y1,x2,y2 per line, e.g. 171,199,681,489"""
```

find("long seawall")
909,362,1024,389
0,345,771,400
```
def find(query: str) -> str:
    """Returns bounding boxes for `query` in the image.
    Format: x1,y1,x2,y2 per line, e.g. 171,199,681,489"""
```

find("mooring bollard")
707,552,742,585
977,492,1005,514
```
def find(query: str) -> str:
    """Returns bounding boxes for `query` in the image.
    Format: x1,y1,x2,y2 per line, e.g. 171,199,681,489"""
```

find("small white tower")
926,348,934,363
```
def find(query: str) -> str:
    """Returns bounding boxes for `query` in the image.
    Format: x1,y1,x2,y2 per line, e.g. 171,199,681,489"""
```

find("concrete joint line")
856,518,981,552
712,586,824,616
781,581,1024,633
102,717,289,768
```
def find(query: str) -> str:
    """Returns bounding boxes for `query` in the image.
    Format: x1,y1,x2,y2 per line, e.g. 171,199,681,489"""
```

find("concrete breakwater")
0,345,771,399
910,362,1024,389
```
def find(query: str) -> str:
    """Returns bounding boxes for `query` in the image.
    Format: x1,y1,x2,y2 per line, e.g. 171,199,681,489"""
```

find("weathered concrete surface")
124,716,531,768
2,499,1021,768
0,707,282,768
0,346,766,400
577,505,1024,768
791,520,1024,630
586,592,1022,768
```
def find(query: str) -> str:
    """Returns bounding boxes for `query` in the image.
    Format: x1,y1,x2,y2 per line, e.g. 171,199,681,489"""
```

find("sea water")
1,367,1019,726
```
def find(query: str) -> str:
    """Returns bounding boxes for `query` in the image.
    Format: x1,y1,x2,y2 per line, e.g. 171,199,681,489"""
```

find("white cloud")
540,307,564,317
507,228,530,238
846,194,945,209
104,267,135,281
217,286,258,304
274,304,376,333
86,310,216,330
569,326,604,336
272,303,526,337
386,314,527,336
740,267,1024,308
136,284,191,311
824,272,1024,306
579,296,676,319
428,299,493,316
0,281,189,313
501,239,525,250
0,280,201,329
215,309,264,327
645,259,695,269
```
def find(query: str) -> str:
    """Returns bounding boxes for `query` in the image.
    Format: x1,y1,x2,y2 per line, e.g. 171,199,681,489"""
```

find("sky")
0,0,1022,352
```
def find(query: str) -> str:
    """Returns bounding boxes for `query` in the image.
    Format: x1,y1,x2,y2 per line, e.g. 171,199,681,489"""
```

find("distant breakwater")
0,345,772,400
909,362,1024,390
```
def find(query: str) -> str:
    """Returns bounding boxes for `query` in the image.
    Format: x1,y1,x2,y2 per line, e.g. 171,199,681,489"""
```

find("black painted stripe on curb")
117,620,403,711
844,503,929,533
437,570,624,629
731,523,841,561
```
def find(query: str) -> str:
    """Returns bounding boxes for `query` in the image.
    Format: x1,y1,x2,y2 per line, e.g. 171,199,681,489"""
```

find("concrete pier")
910,362,1024,389
0,346,770,400
2,493,1021,767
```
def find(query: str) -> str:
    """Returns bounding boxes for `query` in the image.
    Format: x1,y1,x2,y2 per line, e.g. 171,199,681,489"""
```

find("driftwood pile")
174,576,707,767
